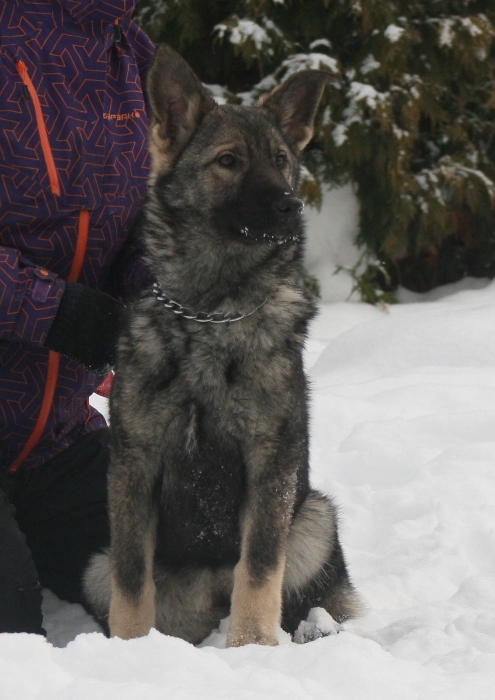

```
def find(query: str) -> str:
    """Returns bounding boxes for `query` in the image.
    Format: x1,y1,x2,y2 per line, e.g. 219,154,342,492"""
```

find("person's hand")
44,282,123,373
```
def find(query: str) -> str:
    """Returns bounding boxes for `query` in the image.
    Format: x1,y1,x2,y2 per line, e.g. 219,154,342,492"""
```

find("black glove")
44,282,123,373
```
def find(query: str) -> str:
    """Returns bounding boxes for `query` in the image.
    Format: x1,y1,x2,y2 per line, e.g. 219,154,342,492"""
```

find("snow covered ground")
2,272,495,699
2,187,495,698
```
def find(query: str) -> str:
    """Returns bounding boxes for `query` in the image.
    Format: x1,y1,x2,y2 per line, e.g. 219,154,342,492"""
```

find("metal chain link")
151,282,267,324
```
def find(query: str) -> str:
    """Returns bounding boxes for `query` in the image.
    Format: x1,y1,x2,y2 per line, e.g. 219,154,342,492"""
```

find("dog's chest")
177,317,299,430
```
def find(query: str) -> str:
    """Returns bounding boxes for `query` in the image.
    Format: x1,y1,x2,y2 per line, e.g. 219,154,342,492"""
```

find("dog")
83,44,361,647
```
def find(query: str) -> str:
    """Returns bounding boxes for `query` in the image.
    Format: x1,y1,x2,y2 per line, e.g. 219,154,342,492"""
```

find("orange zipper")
8,210,91,473
70,210,90,282
8,351,61,474
15,59,61,197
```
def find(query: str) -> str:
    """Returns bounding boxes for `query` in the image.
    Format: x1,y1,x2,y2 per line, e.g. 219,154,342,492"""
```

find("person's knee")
0,490,45,634
0,575,44,634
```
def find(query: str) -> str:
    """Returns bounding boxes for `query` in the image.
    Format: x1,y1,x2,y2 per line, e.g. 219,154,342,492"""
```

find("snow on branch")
278,52,339,78
214,16,281,55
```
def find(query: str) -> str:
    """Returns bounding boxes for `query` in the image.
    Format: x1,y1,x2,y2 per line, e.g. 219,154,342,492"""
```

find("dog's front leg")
227,451,296,647
227,542,287,647
108,448,159,640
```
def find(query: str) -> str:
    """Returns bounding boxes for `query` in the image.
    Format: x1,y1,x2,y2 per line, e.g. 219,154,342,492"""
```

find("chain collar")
151,282,267,324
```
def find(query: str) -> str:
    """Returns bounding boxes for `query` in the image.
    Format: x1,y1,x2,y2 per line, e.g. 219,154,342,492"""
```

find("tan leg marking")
227,555,286,647
109,572,156,640
109,536,156,640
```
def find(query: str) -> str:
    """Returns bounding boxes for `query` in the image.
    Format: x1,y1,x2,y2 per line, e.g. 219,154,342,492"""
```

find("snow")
215,19,273,53
332,123,349,147
331,81,387,147
2,192,495,698
279,52,339,78
384,24,405,43
460,17,483,37
347,82,384,111
305,184,360,301
438,19,455,48
360,54,381,75
449,164,495,193
309,38,332,52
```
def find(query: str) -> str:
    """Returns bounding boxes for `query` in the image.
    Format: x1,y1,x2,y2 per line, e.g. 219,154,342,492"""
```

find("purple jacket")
0,0,155,471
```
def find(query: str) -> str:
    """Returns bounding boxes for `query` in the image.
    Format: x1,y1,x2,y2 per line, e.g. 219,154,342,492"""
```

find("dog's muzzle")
273,195,304,219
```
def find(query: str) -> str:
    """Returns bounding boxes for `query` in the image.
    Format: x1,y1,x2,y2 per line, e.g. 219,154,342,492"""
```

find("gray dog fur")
83,44,361,647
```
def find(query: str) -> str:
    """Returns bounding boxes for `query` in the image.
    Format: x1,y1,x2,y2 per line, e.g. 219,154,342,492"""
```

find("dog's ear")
147,45,217,171
258,71,331,152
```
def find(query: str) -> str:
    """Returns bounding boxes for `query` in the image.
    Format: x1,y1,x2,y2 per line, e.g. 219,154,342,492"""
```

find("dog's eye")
275,152,288,169
217,153,237,168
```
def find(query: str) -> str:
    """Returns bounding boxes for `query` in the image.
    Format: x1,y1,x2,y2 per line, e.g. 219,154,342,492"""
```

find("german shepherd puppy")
84,45,360,646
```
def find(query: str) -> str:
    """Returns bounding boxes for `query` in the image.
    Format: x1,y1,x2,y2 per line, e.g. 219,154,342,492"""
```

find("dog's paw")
293,607,341,644
201,616,292,648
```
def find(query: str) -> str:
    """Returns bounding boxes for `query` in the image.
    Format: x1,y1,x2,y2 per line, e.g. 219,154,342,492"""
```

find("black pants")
0,429,110,634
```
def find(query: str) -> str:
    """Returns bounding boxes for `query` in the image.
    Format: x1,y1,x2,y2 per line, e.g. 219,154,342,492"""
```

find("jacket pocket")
14,59,61,197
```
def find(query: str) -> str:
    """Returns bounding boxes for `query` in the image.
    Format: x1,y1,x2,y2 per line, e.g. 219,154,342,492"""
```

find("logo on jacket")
103,110,142,121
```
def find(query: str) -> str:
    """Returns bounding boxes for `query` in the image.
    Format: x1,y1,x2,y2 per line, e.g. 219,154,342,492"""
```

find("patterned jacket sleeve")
104,22,156,301
0,246,65,346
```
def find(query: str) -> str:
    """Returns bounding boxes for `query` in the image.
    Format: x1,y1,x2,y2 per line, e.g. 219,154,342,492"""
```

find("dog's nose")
273,195,304,217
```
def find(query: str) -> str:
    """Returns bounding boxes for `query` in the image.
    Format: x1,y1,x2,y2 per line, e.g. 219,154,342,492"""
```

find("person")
0,0,155,634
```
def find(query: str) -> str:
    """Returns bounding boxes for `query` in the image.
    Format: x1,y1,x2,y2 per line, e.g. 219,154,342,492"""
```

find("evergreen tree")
135,1,495,299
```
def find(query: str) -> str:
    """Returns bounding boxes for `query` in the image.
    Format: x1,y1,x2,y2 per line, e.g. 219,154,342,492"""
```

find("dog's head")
146,45,330,246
